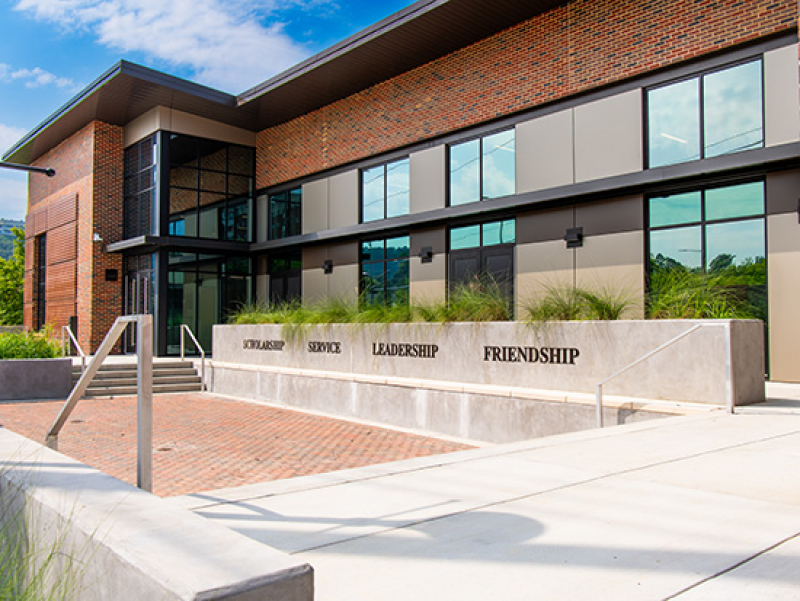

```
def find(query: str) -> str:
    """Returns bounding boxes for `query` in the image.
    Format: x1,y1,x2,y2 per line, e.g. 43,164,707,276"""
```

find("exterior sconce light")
322,259,333,274
564,227,583,249
419,246,433,263
93,233,103,242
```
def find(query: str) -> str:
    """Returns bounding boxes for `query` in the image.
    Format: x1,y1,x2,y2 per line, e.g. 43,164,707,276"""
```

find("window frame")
447,128,516,206
645,58,765,169
266,186,302,241
359,157,410,223
359,235,411,305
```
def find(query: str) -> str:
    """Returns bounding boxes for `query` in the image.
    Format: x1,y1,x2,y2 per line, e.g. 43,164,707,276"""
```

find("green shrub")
0,330,62,360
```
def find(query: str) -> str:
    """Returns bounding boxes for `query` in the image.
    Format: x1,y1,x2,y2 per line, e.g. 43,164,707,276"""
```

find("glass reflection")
706,219,765,270
482,130,515,199
649,226,702,270
450,139,480,205
704,61,763,158
362,165,385,222
386,159,410,218
450,225,481,250
648,78,700,167
482,219,515,246
705,181,764,221
649,191,702,227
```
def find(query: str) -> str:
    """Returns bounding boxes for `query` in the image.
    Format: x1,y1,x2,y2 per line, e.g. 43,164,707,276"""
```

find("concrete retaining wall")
213,320,765,405
209,320,764,443
0,358,72,401
0,428,313,600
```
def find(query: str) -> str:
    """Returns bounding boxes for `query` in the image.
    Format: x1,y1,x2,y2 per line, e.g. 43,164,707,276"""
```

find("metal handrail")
595,322,733,428
61,325,86,372
180,324,206,390
47,315,154,491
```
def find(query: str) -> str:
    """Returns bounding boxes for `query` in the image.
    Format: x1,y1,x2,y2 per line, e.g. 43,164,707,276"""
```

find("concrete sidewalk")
172,386,800,600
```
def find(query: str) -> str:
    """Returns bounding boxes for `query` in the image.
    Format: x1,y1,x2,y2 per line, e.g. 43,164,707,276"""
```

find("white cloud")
14,0,322,92
0,62,76,89
0,174,28,221
0,124,27,156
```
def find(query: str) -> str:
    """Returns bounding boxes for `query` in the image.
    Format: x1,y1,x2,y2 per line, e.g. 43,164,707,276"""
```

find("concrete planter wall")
213,320,763,404
0,358,72,401
210,320,764,443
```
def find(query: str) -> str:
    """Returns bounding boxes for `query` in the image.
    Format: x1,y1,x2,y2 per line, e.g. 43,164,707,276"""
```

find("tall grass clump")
523,285,635,322
0,328,62,360
0,465,85,600
647,268,764,319
416,279,512,322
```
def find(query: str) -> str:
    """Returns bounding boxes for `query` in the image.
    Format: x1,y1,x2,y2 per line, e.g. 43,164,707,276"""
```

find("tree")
0,227,24,325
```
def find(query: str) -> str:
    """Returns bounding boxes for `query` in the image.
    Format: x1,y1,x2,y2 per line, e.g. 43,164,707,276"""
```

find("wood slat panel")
24,239,34,271
32,210,47,236
45,261,77,303
23,272,33,304
46,301,77,330
46,223,77,265
47,194,78,229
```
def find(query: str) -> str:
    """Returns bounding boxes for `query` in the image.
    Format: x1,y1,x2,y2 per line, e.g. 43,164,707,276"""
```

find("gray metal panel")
766,169,800,215
764,45,800,148
328,170,359,230
411,227,446,255
576,195,644,236
410,146,446,213
574,90,643,183
516,109,574,193
302,179,329,234
516,206,573,245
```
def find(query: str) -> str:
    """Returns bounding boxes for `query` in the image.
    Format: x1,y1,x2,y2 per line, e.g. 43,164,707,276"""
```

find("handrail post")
595,323,730,428
137,315,153,492
179,324,206,391
180,325,185,360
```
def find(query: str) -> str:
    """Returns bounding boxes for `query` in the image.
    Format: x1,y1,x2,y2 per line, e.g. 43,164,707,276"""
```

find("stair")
71,360,204,398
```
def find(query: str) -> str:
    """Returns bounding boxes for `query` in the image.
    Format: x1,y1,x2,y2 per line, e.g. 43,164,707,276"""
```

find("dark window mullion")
700,189,707,271
698,76,705,161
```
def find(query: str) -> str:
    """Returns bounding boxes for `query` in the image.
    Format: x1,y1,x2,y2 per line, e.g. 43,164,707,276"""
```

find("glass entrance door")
124,270,154,353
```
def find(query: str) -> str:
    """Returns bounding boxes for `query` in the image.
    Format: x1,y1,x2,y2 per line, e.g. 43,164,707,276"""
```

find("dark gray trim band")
250,142,800,252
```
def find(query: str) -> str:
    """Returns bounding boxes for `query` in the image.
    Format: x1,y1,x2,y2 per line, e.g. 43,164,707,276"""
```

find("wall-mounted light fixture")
564,227,583,249
0,161,56,177
322,259,333,274
92,233,103,242
419,246,433,263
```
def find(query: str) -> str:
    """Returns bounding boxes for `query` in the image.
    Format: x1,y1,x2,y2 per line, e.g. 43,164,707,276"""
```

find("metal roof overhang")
3,0,568,165
239,0,569,129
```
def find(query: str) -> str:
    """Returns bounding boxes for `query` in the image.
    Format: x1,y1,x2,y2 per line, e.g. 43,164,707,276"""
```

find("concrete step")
73,368,198,382
77,375,202,388
83,382,204,398
69,358,204,396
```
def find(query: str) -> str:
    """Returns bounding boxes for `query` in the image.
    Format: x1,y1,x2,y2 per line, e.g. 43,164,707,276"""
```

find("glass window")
648,191,702,228
450,219,515,250
360,236,410,305
123,134,158,238
449,131,515,205
166,133,254,241
268,188,301,240
361,158,409,222
703,61,763,158
647,181,766,321
647,60,763,168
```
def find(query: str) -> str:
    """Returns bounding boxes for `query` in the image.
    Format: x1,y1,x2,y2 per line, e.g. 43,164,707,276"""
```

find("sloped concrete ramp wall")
0,428,313,600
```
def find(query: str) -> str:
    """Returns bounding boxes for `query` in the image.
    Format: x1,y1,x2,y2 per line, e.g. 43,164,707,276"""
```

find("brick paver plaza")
0,393,473,497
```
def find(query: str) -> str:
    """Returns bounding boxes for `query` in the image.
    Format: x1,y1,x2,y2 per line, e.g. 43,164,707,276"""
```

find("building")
3,0,799,380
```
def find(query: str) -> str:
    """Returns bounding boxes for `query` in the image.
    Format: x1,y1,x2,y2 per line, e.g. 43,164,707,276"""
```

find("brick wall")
257,0,797,188
27,121,124,353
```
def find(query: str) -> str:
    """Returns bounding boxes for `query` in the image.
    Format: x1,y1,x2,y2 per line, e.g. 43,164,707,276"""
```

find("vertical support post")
137,315,154,492
596,384,604,428
725,321,735,414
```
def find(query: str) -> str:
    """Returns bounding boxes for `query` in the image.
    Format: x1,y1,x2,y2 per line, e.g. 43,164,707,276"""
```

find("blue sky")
0,0,416,220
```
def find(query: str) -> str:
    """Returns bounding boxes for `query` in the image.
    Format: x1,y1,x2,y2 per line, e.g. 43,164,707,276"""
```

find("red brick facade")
26,121,124,352
256,0,797,189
